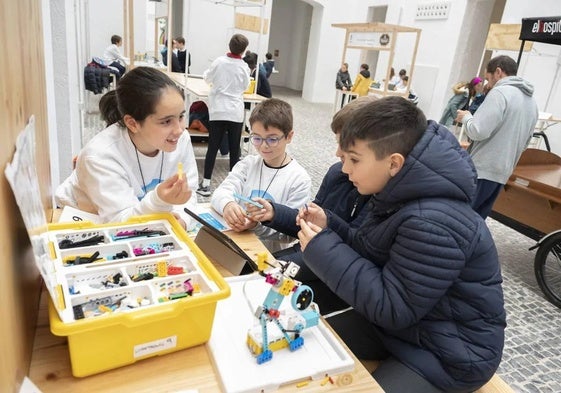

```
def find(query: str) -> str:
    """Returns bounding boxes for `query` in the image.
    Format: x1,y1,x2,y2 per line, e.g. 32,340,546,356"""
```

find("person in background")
297,96,505,393
210,98,311,252
55,67,199,229
102,34,128,79
351,63,373,97
335,62,352,91
243,52,272,98
245,97,375,314
263,52,275,78
439,81,469,127
456,55,539,219
175,36,191,74
394,68,407,90
388,67,401,87
161,39,182,73
466,76,486,114
197,34,251,197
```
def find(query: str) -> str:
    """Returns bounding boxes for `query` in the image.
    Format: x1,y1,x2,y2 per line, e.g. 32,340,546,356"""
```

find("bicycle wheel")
534,233,561,308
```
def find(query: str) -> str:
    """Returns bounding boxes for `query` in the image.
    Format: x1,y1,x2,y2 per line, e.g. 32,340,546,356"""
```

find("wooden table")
28,229,384,392
167,73,266,109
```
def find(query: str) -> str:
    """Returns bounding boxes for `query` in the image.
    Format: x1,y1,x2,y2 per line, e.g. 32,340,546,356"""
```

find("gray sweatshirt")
462,76,539,184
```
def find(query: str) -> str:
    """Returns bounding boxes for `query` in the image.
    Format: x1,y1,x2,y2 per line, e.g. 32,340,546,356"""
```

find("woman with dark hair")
466,76,486,114
56,67,199,229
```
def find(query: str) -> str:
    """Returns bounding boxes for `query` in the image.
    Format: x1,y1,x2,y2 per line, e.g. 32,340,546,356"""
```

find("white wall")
185,0,272,75
268,0,312,90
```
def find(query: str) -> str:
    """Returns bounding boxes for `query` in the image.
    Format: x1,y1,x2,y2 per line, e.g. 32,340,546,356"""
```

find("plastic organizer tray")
43,214,230,377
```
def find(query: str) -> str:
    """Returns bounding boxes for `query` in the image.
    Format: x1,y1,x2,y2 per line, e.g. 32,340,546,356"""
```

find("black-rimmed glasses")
248,134,285,147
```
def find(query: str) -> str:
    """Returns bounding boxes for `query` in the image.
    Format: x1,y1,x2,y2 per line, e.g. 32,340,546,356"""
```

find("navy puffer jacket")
303,121,506,392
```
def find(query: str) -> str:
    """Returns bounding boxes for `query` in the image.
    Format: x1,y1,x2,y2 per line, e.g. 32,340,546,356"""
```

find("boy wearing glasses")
245,97,374,314
210,98,311,252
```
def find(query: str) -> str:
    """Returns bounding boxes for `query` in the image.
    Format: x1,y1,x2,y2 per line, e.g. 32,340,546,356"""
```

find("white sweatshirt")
203,55,250,122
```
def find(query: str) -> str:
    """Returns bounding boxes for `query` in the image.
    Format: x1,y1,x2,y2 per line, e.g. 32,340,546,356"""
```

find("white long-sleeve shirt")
102,44,129,65
211,154,311,250
55,124,199,229
203,55,250,122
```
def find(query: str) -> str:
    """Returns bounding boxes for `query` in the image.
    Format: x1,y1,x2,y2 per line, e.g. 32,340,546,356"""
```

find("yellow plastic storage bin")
44,214,230,377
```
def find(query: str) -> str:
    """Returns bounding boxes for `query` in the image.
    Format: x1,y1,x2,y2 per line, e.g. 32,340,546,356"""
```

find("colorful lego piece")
246,260,320,364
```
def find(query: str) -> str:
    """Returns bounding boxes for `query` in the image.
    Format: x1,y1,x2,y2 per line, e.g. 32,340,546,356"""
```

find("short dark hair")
331,96,378,134
101,67,184,127
486,55,517,76
361,63,369,70
243,52,258,69
266,52,273,60
249,98,293,135
176,36,185,45
340,96,426,159
229,34,249,55
111,35,122,45
399,69,407,77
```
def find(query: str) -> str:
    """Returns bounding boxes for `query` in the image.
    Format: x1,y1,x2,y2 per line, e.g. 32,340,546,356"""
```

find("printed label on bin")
134,335,177,358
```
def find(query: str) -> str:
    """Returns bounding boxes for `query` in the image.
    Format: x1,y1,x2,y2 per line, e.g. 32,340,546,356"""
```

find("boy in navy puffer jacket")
297,96,505,393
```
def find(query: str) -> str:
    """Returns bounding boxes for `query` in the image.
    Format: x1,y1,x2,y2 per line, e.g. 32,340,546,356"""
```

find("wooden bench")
361,360,514,393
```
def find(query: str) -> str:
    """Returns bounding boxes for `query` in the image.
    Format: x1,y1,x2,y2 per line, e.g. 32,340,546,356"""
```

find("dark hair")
111,35,122,45
331,96,378,134
361,63,369,70
399,69,407,77
486,55,517,76
266,52,273,60
100,67,184,128
340,96,426,159
176,36,185,45
229,34,249,55
99,90,121,125
390,67,395,78
249,98,293,135
243,52,258,69
466,78,480,98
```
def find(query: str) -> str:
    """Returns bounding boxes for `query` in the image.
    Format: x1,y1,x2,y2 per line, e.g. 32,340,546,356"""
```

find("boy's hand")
246,198,273,222
296,202,327,229
157,174,191,205
223,201,256,232
298,219,323,251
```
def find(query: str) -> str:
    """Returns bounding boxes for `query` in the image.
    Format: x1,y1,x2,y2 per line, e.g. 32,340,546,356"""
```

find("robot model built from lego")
246,259,320,364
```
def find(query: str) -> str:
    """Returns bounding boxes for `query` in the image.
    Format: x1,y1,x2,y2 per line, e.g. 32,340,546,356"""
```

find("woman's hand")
296,202,327,229
157,174,191,205
298,219,323,251
245,198,273,223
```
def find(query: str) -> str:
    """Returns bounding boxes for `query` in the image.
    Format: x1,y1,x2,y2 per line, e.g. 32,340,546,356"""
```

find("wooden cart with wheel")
490,148,561,307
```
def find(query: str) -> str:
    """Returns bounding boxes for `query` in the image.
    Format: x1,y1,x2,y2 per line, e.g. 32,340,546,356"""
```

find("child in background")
297,96,505,392
210,98,311,252
102,34,129,79
263,52,275,79
351,63,372,97
56,67,199,229
197,33,251,197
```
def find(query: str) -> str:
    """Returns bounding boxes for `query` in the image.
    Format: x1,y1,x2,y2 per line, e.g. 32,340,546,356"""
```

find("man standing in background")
456,55,538,219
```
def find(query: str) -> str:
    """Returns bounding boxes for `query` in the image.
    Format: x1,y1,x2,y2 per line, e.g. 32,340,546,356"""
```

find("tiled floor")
84,86,561,392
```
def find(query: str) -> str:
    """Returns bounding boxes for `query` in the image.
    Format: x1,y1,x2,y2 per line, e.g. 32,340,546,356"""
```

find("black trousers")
203,120,243,179
326,310,444,393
